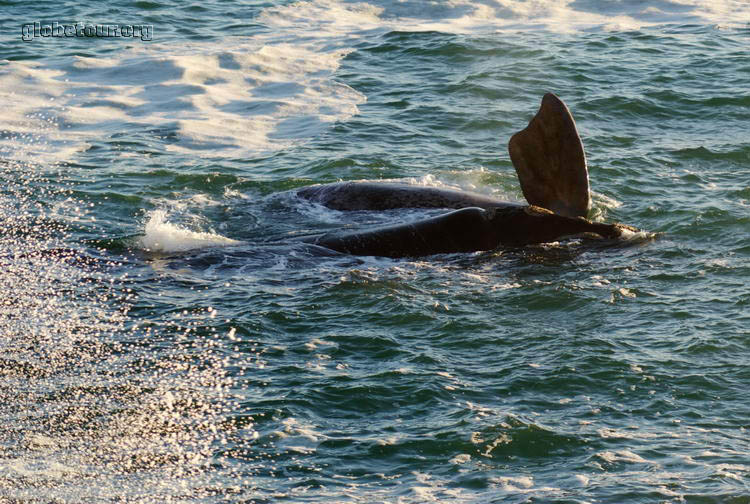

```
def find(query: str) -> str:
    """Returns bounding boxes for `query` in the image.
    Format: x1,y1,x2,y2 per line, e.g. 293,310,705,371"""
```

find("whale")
299,93,636,258
310,205,633,258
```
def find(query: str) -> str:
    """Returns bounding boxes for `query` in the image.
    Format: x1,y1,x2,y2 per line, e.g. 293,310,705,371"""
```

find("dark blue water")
1,1,749,502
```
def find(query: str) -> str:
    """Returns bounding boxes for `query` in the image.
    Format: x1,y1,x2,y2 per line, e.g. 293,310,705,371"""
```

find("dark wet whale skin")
309,205,630,258
297,182,518,212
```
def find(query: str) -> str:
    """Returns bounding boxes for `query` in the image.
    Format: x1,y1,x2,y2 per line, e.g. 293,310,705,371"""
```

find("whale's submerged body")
298,93,637,258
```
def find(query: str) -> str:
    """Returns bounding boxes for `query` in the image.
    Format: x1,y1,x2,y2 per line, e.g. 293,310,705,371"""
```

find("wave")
3,0,746,165
0,37,365,162
261,0,750,36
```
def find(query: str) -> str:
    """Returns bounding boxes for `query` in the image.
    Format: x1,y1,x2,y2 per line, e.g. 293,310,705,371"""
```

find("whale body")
310,205,632,258
298,93,636,258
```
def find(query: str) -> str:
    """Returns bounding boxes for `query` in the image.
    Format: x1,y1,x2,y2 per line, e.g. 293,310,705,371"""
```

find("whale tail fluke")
508,93,591,218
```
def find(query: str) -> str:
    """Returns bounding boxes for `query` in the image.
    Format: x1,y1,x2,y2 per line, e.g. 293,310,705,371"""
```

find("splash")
138,209,243,253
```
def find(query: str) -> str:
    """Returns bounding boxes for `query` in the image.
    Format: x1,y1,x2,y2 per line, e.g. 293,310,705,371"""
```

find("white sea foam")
3,0,747,165
450,453,472,464
137,209,243,252
618,226,658,244
597,449,654,464
260,0,750,37
493,475,534,490
0,36,365,162
0,61,90,164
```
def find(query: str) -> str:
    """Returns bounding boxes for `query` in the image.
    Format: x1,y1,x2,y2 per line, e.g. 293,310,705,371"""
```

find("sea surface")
1,1,749,502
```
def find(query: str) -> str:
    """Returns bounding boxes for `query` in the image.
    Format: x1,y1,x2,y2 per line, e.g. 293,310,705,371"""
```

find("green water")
1,1,749,502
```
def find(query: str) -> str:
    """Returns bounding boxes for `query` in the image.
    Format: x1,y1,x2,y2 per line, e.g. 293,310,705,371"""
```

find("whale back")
508,93,590,218
297,182,516,211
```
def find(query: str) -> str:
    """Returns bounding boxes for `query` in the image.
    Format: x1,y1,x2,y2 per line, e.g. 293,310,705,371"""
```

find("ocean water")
1,1,749,502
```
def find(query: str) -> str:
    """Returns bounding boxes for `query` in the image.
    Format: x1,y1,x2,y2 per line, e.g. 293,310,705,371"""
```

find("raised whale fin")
508,93,590,218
